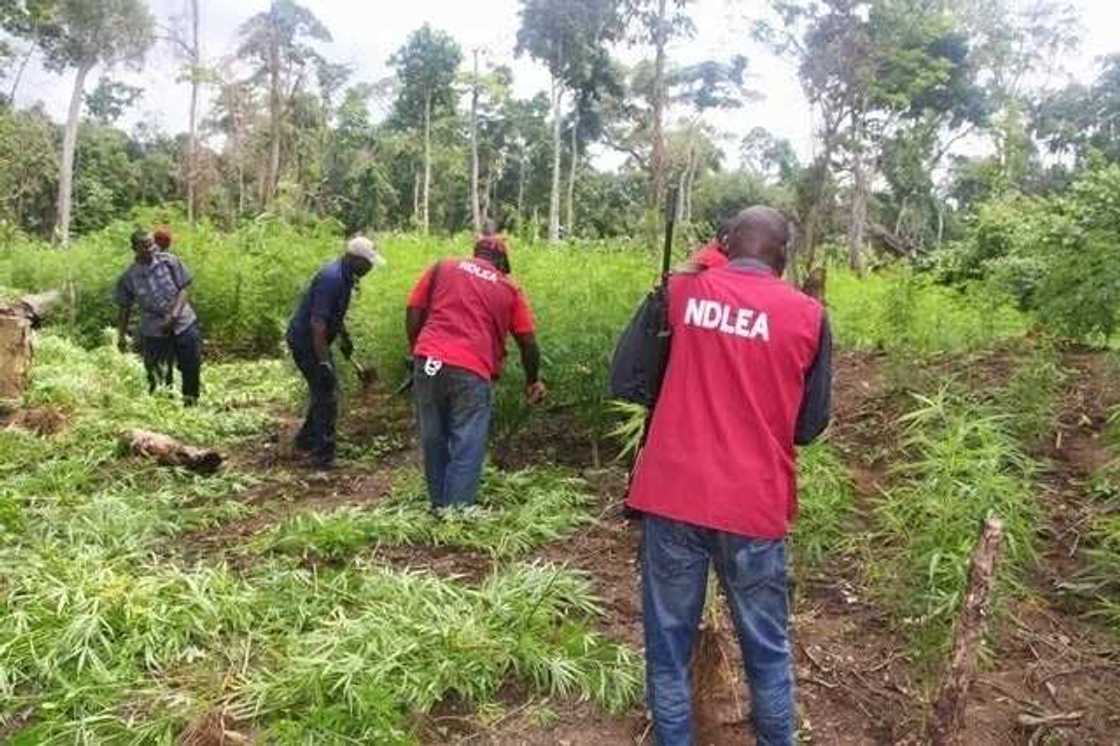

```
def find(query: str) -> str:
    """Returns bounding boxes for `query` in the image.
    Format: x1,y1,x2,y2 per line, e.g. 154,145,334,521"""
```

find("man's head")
482,219,498,236
342,235,385,278
153,226,172,250
474,231,510,274
724,206,791,274
130,229,155,263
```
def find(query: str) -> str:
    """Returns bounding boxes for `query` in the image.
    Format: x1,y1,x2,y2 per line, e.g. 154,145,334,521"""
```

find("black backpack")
609,281,671,408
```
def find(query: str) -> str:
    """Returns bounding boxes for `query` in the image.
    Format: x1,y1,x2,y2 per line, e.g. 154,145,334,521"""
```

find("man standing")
286,236,383,469
625,206,832,745
405,228,546,510
116,229,202,405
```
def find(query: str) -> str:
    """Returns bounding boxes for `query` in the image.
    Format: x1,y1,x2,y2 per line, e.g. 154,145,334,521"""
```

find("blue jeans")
413,360,493,508
287,334,338,463
641,514,795,746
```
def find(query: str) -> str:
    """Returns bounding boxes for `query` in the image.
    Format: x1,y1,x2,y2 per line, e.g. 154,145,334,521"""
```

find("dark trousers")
641,514,795,746
413,360,493,508
288,336,338,463
141,323,201,405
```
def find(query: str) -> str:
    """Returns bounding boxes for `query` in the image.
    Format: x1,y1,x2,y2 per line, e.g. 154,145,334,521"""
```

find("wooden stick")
122,429,223,474
928,516,1004,746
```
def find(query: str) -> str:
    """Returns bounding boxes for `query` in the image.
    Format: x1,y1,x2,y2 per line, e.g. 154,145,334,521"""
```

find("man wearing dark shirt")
286,236,383,469
115,230,201,405
625,206,832,745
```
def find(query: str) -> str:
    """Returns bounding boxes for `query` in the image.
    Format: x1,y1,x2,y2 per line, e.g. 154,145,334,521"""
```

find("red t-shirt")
407,257,535,381
626,263,824,539
691,240,729,270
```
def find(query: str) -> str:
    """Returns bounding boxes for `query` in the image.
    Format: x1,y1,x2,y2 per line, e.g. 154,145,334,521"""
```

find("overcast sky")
10,0,1120,169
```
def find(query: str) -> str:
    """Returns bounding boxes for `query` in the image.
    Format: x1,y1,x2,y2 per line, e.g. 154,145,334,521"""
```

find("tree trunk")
929,517,1005,746
423,92,432,234
0,316,31,402
649,0,669,213
566,102,580,237
470,50,482,233
187,0,201,225
675,168,687,223
937,204,945,248
8,46,34,105
266,14,281,205
413,167,421,228
847,112,868,275
517,148,527,226
549,76,563,243
55,60,94,246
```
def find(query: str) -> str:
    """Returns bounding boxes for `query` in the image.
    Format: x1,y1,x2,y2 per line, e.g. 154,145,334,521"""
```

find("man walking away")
405,225,546,510
116,229,202,406
625,206,832,745
286,236,384,469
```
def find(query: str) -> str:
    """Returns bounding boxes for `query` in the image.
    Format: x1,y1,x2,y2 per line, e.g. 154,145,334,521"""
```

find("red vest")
626,263,824,538
411,258,534,380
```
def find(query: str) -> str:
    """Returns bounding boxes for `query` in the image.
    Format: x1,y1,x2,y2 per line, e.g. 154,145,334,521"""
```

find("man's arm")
117,307,132,353
405,307,427,350
338,325,353,358
514,331,546,404
163,288,189,332
310,317,331,365
794,314,832,446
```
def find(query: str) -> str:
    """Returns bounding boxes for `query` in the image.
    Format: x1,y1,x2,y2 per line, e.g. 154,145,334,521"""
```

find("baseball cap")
345,236,386,268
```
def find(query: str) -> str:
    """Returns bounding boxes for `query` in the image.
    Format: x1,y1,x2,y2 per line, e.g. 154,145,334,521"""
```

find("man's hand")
160,315,175,335
316,361,337,390
339,333,354,359
525,381,547,405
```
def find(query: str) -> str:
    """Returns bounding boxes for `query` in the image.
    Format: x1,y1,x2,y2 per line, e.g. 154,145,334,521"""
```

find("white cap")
345,236,386,268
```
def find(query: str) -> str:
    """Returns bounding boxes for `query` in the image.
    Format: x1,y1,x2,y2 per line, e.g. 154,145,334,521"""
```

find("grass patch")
266,467,594,561
792,443,858,569
869,388,1040,665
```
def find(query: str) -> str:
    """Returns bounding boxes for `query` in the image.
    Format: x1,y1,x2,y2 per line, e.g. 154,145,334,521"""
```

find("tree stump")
0,316,32,402
928,516,1004,746
0,290,63,402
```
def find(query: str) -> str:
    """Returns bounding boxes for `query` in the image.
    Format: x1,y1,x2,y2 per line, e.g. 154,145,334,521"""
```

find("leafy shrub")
934,164,1120,342
871,389,1040,663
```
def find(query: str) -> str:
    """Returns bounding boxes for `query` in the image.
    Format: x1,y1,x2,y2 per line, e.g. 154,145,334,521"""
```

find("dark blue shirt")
287,259,356,345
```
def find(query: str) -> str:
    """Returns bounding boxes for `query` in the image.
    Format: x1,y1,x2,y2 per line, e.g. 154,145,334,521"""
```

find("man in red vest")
626,206,832,745
405,223,547,509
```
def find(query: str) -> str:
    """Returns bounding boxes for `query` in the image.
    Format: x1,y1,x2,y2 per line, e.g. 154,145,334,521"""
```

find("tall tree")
83,75,142,124
237,0,330,206
389,24,462,234
622,0,696,214
517,0,622,241
1034,54,1120,165
469,48,483,232
163,0,204,223
6,0,154,244
756,0,987,271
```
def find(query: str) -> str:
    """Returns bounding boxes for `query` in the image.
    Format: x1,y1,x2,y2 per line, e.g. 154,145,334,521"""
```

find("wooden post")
928,516,1004,746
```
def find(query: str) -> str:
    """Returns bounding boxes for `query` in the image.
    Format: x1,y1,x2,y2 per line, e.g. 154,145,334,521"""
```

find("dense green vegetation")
3,0,1120,740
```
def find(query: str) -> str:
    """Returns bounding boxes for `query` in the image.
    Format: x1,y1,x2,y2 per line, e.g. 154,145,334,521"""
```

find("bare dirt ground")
173,350,1120,745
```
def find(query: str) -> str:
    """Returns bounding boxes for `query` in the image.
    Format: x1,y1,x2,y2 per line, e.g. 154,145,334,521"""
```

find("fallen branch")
928,516,1004,746
122,429,223,474
1017,710,1083,728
